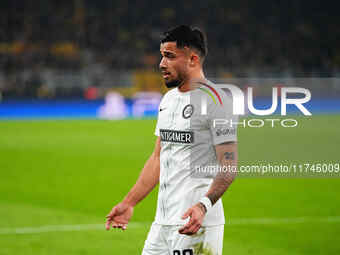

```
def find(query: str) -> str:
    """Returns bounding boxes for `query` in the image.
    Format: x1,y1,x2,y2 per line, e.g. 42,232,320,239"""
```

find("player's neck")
178,70,206,93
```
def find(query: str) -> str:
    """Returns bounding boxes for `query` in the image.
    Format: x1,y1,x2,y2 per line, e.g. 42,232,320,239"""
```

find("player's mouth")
162,71,171,79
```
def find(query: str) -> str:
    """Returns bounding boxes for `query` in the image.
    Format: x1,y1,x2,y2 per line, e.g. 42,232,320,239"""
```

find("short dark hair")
161,25,208,61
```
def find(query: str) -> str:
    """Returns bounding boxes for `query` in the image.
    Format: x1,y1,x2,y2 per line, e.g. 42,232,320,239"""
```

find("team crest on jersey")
182,104,194,119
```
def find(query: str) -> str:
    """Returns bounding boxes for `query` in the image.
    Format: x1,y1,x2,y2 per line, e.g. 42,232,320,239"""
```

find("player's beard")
164,72,185,88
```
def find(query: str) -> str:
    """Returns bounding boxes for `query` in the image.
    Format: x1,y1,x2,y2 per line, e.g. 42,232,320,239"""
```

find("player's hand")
179,203,206,235
105,202,134,231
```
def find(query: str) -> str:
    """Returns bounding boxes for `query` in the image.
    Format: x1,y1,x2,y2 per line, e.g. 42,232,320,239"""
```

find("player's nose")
159,57,167,70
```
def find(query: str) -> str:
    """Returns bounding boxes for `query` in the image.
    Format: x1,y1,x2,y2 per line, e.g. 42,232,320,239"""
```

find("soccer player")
106,25,238,255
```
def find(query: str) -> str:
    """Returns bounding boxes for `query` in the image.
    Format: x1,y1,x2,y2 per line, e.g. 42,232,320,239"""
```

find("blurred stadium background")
0,1,340,254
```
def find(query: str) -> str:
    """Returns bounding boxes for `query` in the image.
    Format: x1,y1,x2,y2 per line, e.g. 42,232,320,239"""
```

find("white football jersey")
154,81,237,226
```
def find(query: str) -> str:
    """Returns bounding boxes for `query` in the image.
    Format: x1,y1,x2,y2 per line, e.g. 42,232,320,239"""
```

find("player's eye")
164,52,175,59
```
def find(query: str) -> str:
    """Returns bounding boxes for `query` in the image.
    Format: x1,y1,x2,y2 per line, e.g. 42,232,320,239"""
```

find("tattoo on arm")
206,171,235,205
206,142,237,206
224,152,235,160
207,187,224,206
207,150,237,206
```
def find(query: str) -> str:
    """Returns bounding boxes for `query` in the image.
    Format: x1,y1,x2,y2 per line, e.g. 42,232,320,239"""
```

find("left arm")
206,141,237,205
179,142,237,235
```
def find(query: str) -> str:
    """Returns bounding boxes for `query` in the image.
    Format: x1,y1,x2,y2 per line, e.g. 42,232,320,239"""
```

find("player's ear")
189,53,199,67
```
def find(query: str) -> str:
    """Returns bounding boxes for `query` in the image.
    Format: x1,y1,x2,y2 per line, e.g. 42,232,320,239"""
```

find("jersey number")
173,249,193,255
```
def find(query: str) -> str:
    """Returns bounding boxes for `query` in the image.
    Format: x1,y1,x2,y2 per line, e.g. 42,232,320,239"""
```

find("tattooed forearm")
206,143,238,206
206,171,235,205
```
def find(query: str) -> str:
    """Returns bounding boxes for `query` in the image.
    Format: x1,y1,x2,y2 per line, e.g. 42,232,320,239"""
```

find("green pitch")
0,115,340,255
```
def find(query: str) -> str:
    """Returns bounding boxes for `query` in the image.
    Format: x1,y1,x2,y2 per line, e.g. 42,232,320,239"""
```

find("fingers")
179,208,193,233
106,207,128,231
112,222,128,230
191,223,201,234
181,208,192,220
179,221,201,235
106,219,128,231
179,208,193,228
105,218,112,230
106,207,117,219
179,215,197,234
105,207,116,230
179,221,200,235
186,224,201,236
183,216,195,230
179,206,204,235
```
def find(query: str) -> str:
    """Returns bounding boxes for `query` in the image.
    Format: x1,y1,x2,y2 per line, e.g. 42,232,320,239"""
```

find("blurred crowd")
0,0,339,99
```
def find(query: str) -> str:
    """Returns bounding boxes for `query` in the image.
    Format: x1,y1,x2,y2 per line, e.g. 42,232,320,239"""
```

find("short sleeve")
154,93,167,137
154,115,160,136
208,91,238,145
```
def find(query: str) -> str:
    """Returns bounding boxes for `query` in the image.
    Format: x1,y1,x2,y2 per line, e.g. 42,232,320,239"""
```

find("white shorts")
142,222,224,255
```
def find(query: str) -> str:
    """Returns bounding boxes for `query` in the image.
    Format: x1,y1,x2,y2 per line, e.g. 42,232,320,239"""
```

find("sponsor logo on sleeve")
215,128,236,136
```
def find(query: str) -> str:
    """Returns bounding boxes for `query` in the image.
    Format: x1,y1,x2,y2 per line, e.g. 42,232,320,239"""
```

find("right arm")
122,136,161,206
105,137,161,230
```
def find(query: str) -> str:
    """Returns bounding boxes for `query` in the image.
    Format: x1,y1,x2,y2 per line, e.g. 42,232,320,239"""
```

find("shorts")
142,222,224,255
